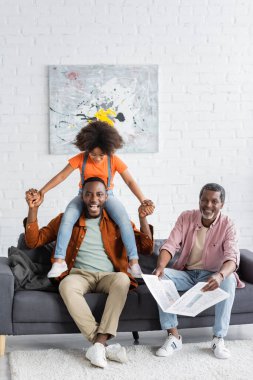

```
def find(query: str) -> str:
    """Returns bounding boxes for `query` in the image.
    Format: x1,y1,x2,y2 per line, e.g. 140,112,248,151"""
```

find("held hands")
139,199,155,218
201,273,223,292
25,188,43,208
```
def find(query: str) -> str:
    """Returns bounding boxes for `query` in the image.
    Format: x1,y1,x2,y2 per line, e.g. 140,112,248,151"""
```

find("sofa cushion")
13,236,253,321
13,280,253,327
13,287,154,324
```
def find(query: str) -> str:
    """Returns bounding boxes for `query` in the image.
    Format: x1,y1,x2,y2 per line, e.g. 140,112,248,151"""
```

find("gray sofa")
1,238,253,356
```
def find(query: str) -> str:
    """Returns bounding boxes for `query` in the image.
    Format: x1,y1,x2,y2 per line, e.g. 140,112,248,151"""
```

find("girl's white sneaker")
47,262,68,278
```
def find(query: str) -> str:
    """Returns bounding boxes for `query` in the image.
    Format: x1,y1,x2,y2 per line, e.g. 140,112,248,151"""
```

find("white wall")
1,0,253,256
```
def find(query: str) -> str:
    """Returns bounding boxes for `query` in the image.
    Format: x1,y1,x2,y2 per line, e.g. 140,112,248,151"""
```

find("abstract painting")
49,65,158,154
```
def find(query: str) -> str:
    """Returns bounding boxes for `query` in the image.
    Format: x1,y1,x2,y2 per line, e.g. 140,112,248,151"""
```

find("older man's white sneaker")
211,337,230,359
106,343,128,363
156,334,182,357
86,342,107,368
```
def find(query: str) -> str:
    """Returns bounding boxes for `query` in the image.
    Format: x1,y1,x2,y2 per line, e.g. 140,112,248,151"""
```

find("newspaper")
142,274,229,317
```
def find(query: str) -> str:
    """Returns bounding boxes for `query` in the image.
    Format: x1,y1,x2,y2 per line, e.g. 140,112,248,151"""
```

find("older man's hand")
201,273,223,292
152,265,165,278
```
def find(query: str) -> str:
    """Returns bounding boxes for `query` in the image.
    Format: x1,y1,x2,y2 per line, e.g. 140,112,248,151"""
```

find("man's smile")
201,209,215,218
88,204,100,210
203,208,213,214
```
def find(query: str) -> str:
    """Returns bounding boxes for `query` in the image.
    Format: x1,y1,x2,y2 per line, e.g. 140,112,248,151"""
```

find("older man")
154,183,242,359
25,177,153,368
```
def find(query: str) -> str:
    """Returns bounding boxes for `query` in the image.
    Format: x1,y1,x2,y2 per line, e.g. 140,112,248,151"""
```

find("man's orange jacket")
25,209,153,288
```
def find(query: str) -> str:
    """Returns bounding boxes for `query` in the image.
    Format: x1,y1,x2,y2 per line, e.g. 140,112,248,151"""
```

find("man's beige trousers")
59,269,130,342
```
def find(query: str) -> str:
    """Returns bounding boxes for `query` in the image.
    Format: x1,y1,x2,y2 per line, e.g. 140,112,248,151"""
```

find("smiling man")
153,183,241,360
25,177,153,368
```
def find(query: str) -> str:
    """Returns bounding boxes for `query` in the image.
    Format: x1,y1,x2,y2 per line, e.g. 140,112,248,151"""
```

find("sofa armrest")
0,257,14,334
239,249,253,284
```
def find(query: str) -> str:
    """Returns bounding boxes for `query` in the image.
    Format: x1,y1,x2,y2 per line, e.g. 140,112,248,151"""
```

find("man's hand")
25,188,43,208
139,200,155,218
153,265,164,278
201,273,223,292
138,203,153,240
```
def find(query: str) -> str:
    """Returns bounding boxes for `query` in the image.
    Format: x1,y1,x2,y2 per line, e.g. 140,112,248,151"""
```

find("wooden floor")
1,325,253,380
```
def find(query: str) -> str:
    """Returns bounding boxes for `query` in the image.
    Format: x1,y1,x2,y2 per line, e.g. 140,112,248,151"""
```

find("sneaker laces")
212,337,225,349
161,334,179,350
212,337,230,359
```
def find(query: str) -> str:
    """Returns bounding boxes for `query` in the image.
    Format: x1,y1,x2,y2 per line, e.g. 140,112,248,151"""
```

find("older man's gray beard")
201,210,215,220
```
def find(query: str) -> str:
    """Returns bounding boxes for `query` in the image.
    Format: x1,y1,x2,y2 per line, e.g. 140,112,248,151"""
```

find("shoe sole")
212,349,230,359
86,354,107,368
47,270,67,278
47,273,64,278
107,354,127,363
156,347,182,357
90,360,107,368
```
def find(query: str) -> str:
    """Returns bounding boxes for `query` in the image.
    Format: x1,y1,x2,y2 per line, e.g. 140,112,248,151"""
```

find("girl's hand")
25,188,39,208
25,188,43,208
26,188,39,200
141,199,155,207
34,190,44,206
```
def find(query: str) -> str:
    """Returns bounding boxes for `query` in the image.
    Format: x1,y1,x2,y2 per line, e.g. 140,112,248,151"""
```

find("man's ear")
220,202,224,209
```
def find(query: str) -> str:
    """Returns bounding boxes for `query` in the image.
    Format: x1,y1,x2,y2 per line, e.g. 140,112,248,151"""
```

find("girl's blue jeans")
54,190,138,261
158,268,236,338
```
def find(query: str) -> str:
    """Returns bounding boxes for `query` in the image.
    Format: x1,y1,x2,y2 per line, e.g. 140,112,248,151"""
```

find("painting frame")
49,64,159,154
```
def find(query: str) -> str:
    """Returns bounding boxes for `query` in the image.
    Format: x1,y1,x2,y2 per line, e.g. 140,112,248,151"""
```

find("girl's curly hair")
73,121,124,155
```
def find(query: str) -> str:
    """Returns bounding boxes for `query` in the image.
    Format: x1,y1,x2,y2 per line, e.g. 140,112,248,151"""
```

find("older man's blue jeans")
158,268,236,338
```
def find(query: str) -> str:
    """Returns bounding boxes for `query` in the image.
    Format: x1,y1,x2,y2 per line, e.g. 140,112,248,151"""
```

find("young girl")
29,121,155,278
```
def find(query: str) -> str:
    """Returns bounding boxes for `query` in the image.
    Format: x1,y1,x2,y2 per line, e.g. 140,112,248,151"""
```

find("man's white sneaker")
128,263,142,278
106,343,128,363
156,334,182,357
47,262,68,278
211,337,230,359
85,342,107,368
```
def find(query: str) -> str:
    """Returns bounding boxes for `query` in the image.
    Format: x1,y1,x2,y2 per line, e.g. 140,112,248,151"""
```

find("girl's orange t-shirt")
68,152,127,190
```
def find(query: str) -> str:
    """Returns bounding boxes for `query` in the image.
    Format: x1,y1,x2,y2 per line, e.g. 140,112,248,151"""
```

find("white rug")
9,340,253,380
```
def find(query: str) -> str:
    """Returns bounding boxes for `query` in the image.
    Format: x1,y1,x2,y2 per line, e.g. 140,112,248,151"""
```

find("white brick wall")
1,0,253,255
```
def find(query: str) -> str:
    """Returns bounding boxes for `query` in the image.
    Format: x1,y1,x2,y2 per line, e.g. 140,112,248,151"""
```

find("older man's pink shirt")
160,210,244,288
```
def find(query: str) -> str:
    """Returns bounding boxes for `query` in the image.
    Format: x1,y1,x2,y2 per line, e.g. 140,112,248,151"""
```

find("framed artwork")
49,65,158,154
